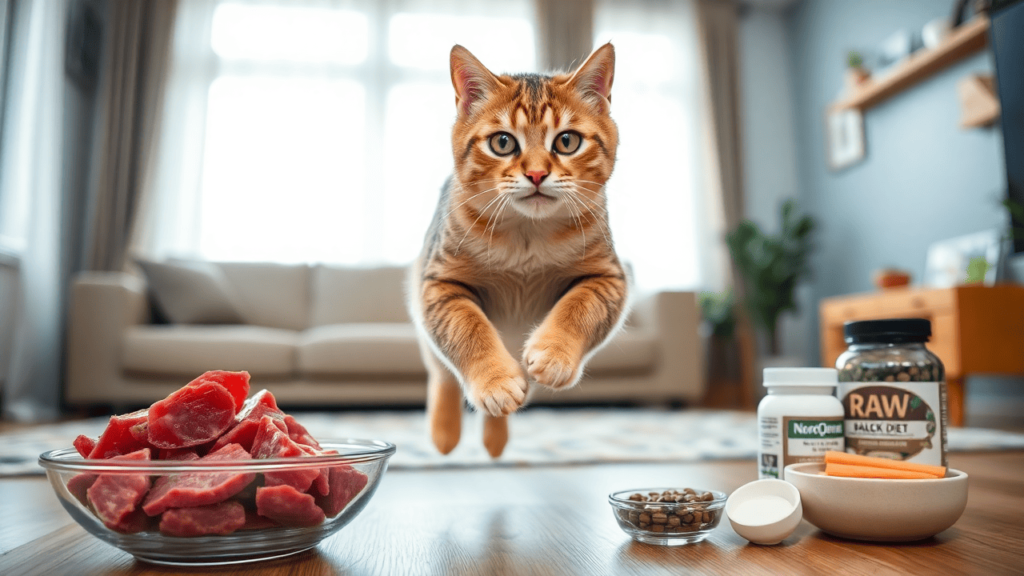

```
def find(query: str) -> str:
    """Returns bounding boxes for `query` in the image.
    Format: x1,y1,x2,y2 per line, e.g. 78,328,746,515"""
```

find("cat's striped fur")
408,44,628,458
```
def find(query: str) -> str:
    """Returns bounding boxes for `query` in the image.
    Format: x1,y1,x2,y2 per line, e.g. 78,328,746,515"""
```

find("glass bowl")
39,438,395,566
608,487,726,546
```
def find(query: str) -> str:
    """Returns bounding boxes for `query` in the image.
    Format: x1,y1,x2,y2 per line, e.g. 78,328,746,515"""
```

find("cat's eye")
489,132,518,156
553,131,582,155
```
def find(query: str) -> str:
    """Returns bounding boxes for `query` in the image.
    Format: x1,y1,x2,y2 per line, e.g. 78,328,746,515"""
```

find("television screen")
990,0,1024,253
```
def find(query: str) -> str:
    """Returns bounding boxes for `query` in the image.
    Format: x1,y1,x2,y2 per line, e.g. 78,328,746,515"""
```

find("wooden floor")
2,451,1023,575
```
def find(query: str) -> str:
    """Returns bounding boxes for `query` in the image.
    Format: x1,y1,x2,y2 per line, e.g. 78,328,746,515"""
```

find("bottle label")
759,415,845,479
782,416,845,468
838,382,946,466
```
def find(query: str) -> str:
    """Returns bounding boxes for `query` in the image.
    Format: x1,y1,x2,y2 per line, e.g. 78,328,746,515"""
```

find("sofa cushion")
310,265,409,326
298,324,425,377
135,259,245,325
122,325,298,378
586,330,658,374
218,263,311,331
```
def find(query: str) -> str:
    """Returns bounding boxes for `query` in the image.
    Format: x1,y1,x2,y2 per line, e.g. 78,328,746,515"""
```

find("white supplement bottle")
758,368,845,479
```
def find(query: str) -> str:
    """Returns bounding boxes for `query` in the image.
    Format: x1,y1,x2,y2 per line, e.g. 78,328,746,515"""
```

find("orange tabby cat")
408,43,628,458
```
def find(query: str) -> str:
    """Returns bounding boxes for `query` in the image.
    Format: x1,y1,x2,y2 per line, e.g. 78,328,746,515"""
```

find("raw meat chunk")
315,465,369,517
284,415,321,449
159,449,200,461
188,370,250,414
73,435,96,458
255,485,326,527
108,506,154,534
159,500,246,537
301,446,333,497
147,381,236,449
239,389,280,416
67,473,97,505
89,410,150,459
241,509,279,530
87,449,152,528
210,409,286,454
252,417,319,492
142,443,255,516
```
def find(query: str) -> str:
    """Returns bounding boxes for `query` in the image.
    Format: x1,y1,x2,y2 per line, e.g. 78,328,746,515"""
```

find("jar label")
838,382,946,465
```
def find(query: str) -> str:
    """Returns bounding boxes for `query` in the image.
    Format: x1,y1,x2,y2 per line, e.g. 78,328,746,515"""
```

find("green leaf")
965,256,989,284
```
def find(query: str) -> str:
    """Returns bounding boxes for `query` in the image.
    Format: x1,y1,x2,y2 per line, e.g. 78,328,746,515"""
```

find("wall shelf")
831,16,990,112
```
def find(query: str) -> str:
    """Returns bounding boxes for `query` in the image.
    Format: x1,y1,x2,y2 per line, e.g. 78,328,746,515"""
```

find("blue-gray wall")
785,0,1007,362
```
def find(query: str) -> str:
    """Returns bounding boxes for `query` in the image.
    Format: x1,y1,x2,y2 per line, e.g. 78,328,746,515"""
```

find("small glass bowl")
39,439,395,566
608,487,726,546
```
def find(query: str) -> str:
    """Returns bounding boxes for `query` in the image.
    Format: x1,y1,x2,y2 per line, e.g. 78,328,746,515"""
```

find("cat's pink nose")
526,170,548,187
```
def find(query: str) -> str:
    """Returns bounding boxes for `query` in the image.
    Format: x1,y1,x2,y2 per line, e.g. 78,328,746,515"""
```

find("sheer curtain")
138,0,720,292
136,0,537,266
593,0,723,292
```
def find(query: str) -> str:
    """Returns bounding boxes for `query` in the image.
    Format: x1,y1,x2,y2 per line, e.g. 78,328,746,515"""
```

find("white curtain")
0,0,68,420
136,0,538,266
594,0,723,292
138,0,720,292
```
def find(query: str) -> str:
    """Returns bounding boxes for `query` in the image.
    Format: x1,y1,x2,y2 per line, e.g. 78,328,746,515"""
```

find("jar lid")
843,318,931,344
762,368,838,388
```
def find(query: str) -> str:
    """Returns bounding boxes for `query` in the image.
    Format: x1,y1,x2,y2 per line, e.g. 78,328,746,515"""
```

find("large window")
145,0,535,265
145,0,710,291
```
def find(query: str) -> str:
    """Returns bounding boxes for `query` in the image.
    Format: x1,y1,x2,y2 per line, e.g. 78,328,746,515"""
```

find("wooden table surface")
2,452,1022,576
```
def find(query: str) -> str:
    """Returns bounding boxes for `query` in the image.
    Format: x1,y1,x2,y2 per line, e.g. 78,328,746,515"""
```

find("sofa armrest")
66,272,149,404
630,290,705,402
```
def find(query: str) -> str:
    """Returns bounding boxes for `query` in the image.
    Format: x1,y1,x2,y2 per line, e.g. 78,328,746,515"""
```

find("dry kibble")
897,372,911,382
619,487,719,535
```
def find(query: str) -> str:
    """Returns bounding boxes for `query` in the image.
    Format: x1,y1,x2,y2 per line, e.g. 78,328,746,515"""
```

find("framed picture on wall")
825,108,866,171
923,229,1003,287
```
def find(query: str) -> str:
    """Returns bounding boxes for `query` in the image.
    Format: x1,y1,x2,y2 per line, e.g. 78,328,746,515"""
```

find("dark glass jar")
835,318,948,466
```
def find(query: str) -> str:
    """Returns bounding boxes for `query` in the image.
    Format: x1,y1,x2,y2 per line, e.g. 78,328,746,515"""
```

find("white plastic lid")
762,367,838,388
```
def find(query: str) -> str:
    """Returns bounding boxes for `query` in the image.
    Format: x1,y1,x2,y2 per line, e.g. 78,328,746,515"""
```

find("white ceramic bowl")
784,462,968,542
725,479,802,545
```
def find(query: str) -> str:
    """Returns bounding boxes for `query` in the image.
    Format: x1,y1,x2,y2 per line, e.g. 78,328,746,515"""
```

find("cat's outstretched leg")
423,345,463,454
419,278,528,417
524,272,628,389
482,414,508,458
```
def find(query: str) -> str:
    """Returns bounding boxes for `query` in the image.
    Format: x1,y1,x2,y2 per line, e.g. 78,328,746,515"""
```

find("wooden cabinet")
820,285,1024,426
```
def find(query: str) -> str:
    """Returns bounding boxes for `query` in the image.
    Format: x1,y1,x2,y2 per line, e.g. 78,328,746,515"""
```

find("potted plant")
725,199,815,357
698,289,743,408
846,51,871,91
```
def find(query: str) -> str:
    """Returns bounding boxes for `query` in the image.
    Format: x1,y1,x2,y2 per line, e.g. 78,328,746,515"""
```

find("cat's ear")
568,43,615,113
450,45,500,117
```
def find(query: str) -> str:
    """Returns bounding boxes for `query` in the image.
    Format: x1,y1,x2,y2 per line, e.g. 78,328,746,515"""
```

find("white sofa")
66,263,703,408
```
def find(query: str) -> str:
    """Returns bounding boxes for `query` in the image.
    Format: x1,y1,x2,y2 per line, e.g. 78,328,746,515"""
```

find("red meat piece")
188,370,251,414
301,446,333,497
89,410,150,459
159,449,200,462
128,421,148,443
255,485,326,527
67,473,97,505
73,435,96,458
159,500,246,537
284,415,321,449
142,443,255,516
251,417,319,492
315,465,368,517
241,509,279,530
240,389,280,414
86,449,152,528
147,381,236,449
210,410,287,454
108,506,155,534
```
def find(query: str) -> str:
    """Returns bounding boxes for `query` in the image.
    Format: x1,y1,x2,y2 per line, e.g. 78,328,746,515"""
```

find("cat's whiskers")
442,186,503,221
453,189,509,256
566,187,613,247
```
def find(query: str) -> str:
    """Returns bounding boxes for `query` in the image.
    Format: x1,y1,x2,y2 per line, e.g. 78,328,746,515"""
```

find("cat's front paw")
523,335,583,390
467,363,528,417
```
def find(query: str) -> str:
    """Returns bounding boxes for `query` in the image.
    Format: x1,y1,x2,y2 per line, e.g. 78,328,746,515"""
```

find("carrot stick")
826,462,938,480
824,450,946,478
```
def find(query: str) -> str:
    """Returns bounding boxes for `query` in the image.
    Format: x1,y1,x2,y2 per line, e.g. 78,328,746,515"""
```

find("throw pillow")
136,258,245,324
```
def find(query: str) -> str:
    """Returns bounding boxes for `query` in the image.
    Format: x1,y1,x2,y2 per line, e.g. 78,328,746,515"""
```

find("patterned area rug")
5,408,1024,476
